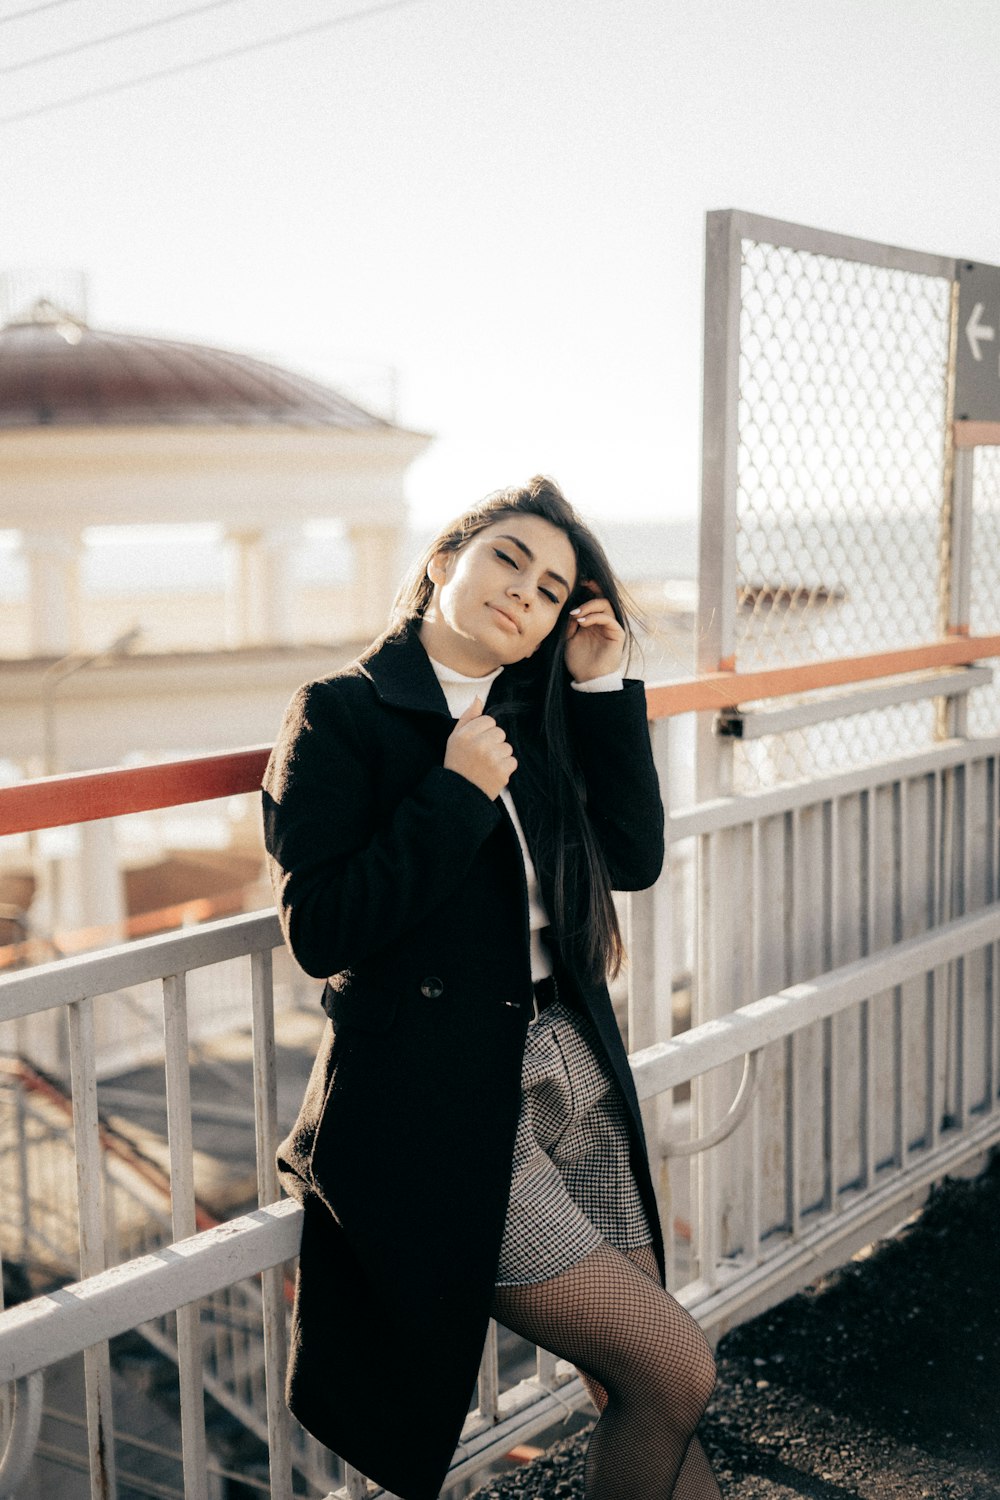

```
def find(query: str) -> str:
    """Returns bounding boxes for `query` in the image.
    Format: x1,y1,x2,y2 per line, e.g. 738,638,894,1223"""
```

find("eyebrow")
496,534,572,594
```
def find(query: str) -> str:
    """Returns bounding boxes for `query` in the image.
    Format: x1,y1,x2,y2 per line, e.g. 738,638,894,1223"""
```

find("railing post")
14,1081,30,1263
68,996,118,1500
627,718,678,1282
697,208,742,756
162,971,209,1500
477,1320,499,1422
250,948,293,1500
694,209,743,1288
0,1227,9,1491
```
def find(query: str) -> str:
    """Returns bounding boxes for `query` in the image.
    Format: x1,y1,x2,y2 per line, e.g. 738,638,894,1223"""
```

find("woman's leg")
622,1245,721,1500
574,1245,661,1412
492,1239,720,1500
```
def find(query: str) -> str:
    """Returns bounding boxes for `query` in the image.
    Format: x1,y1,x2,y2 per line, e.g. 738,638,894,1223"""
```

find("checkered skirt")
495,999,653,1286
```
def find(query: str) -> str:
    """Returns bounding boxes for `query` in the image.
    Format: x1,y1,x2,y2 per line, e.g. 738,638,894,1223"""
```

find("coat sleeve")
566,677,665,891
262,681,502,979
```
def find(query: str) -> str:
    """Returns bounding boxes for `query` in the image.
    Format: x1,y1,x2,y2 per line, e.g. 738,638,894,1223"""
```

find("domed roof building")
0,299,431,653
0,301,393,431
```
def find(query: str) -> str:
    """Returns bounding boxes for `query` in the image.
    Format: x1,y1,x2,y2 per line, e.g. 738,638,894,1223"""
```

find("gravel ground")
472,1151,1000,1499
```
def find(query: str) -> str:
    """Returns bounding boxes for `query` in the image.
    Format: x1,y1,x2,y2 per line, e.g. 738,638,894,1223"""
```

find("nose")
506,580,531,607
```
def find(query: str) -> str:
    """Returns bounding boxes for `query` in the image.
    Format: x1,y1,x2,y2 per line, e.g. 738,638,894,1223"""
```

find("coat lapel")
359,618,537,724
359,621,452,717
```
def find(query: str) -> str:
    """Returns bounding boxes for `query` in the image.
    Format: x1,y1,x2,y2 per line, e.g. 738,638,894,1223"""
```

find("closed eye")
494,548,561,605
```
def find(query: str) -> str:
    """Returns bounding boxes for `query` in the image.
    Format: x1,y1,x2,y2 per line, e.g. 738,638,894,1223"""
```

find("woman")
263,477,720,1500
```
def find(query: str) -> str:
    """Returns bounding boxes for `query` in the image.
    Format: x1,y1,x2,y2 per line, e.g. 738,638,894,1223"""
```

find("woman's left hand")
563,583,626,682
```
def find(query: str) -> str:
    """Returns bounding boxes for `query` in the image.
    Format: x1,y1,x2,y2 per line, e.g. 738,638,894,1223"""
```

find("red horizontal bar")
954,420,1000,449
644,635,1000,719
3,635,1000,838
0,746,271,838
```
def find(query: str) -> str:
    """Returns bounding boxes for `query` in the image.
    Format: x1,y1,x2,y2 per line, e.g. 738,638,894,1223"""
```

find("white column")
224,527,298,646
20,529,82,656
68,819,127,940
348,523,404,641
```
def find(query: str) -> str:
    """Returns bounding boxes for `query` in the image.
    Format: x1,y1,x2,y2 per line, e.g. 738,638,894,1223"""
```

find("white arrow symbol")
965,301,996,361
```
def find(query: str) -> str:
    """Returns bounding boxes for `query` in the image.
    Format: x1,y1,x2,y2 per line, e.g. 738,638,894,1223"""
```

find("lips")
489,604,520,633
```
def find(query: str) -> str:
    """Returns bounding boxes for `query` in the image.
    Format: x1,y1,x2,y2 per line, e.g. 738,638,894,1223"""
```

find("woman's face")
421,514,578,676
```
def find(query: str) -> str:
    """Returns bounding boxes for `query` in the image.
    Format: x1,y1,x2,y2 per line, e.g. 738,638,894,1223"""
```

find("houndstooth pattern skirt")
495,998,653,1286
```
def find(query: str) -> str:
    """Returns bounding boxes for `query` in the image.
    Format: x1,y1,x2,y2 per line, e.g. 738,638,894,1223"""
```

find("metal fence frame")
690,211,1000,1339
698,209,963,796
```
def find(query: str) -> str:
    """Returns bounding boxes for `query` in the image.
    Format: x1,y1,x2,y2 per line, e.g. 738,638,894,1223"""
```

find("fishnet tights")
492,1240,721,1500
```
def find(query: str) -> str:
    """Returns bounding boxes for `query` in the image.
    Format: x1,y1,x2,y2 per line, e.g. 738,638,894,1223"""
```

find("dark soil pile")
473,1152,1000,1499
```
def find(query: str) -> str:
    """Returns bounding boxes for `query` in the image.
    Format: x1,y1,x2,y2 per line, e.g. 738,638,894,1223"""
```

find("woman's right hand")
444,696,517,800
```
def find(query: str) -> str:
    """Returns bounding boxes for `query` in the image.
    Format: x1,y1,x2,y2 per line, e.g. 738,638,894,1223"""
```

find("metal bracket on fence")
713,667,995,745
713,710,744,738
664,1049,762,1156
0,1372,44,1497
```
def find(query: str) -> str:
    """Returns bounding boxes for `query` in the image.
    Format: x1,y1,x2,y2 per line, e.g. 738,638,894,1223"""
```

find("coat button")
419,976,444,999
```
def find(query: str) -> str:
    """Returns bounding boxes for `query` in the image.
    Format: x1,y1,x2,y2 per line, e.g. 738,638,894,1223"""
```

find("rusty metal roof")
0,302,393,430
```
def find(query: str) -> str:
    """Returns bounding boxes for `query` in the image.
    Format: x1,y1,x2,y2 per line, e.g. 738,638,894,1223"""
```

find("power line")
0,0,250,77
0,0,429,127
0,0,82,25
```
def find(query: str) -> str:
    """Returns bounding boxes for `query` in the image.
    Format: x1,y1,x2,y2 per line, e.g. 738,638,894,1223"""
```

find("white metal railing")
0,1067,337,1491
3,720,1000,1498
632,721,1000,1329
0,914,292,1500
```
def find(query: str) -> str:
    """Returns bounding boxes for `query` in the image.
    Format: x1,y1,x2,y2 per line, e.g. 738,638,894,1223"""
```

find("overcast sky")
2,0,999,527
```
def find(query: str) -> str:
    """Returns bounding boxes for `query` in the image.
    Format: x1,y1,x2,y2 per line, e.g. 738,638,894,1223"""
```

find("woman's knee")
646,1319,717,1425
686,1327,718,1416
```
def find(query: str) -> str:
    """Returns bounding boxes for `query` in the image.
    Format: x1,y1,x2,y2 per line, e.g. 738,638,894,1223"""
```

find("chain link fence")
720,230,955,790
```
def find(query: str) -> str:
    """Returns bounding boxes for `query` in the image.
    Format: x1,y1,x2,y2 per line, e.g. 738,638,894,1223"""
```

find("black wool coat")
262,620,665,1500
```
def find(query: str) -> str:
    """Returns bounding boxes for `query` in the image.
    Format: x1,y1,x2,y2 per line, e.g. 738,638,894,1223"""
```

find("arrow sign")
956,261,1000,422
965,302,996,363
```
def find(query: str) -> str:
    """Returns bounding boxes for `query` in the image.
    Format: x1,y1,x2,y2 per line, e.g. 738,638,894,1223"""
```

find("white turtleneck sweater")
427,654,623,981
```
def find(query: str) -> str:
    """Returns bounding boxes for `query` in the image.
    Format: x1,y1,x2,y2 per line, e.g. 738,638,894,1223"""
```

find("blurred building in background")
0,292,431,964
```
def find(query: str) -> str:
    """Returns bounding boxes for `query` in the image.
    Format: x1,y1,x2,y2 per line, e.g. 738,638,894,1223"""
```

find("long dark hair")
392,476,638,982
